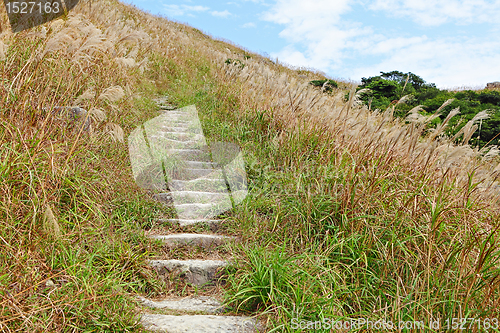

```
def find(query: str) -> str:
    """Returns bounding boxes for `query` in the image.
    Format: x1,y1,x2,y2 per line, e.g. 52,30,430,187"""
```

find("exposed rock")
45,279,56,289
42,205,62,239
148,259,228,285
159,104,178,110
486,82,500,89
51,106,90,130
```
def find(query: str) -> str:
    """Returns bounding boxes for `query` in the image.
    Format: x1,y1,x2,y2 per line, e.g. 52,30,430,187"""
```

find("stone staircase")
131,99,262,332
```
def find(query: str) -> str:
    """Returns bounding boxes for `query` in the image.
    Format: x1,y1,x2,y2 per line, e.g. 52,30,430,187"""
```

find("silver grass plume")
405,105,427,124
429,107,461,141
396,94,413,105
483,146,500,161
98,86,125,102
453,110,490,145
0,40,6,60
89,108,107,122
75,87,96,104
43,205,62,239
115,57,136,67
425,98,455,125
105,123,124,142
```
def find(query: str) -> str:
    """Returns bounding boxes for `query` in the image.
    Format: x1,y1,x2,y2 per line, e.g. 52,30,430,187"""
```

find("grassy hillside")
1,0,499,331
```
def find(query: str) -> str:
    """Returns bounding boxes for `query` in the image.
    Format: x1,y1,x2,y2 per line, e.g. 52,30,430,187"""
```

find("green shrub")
309,79,338,93
225,58,245,69
478,90,500,106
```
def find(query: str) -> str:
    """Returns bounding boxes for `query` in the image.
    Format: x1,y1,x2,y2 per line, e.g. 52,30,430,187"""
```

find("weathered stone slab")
143,136,203,149
148,259,228,285
174,201,232,220
159,104,178,110
156,126,193,133
167,148,212,161
154,191,227,204
487,81,500,89
140,314,260,333
159,218,221,228
183,161,218,169
157,130,203,141
148,233,233,248
167,168,223,181
138,296,224,314
172,190,228,202
168,178,229,192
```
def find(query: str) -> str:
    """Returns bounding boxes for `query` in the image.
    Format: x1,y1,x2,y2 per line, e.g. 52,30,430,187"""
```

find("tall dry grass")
0,0,168,330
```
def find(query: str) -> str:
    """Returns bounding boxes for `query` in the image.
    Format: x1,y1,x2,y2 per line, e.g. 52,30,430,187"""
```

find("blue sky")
125,0,500,88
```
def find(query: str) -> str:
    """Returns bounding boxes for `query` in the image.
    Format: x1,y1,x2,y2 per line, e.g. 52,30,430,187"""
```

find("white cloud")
359,36,429,55
242,22,256,28
263,0,370,69
350,37,500,87
368,0,500,26
262,0,500,86
211,10,232,17
263,0,351,26
163,4,209,17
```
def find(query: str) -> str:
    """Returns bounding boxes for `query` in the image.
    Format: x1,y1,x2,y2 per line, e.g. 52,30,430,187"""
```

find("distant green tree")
478,91,500,106
357,71,500,147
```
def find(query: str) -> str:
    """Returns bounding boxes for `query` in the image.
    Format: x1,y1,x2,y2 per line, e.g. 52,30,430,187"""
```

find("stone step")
168,148,212,162
163,120,192,127
159,218,221,227
184,161,218,169
140,314,260,333
172,190,228,202
145,136,204,149
162,114,197,121
161,132,205,141
174,202,232,220
160,138,201,146
158,109,188,115
168,178,229,192
153,96,169,103
159,115,192,122
167,168,223,181
138,296,224,314
154,191,228,204
159,104,177,110
157,126,194,133
143,117,196,132
149,259,228,285
147,135,199,144
159,110,183,116
148,233,234,248
160,130,204,137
